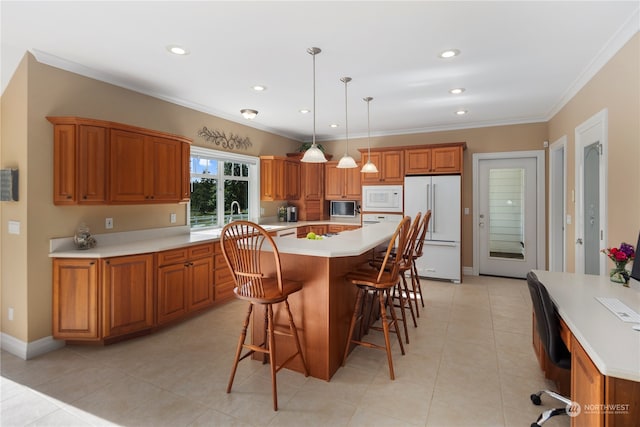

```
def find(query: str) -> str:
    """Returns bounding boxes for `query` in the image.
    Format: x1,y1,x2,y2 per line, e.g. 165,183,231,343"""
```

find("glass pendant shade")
301,144,327,163
336,76,357,169
337,154,358,168
361,160,379,173
301,47,327,163
361,96,379,173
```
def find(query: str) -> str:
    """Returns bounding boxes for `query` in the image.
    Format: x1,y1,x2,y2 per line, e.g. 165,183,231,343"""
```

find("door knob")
576,238,583,245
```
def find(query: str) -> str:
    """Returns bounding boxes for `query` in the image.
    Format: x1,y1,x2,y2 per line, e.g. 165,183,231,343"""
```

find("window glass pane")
190,177,217,228
488,168,525,260
224,180,249,222
223,162,232,176
242,164,248,177
192,157,217,175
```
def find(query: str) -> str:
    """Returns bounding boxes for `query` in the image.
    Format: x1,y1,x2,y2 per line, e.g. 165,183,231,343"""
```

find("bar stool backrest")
375,216,412,283
413,210,432,259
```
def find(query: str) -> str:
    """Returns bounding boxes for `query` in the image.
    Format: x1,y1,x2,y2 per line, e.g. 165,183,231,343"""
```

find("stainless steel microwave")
361,185,403,213
330,200,357,217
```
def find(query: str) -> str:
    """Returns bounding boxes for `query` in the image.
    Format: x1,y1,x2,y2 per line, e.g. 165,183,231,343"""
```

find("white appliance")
362,213,403,226
361,185,403,213
404,175,461,283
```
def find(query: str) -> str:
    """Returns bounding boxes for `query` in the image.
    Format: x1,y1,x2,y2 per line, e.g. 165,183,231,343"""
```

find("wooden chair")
407,210,431,314
342,216,411,380
220,221,308,411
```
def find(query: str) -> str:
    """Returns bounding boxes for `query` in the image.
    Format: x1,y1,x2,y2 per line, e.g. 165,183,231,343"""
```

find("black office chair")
526,271,573,426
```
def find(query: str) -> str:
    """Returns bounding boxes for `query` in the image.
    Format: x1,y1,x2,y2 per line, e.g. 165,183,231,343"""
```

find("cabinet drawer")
157,248,189,266
189,243,214,259
215,266,233,284
215,253,228,269
215,280,235,301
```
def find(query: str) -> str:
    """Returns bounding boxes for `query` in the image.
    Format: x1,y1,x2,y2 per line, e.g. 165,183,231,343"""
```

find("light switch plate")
8,220,20,235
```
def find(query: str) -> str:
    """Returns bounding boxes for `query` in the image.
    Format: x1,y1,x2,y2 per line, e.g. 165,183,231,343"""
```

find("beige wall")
548,33,640,272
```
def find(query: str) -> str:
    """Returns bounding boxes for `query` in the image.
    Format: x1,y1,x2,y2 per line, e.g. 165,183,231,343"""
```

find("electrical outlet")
105,218,113,229
8,307,14,321
170,213,177,224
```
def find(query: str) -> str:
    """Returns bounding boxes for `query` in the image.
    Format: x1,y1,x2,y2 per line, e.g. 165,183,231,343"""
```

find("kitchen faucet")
228,201,241,224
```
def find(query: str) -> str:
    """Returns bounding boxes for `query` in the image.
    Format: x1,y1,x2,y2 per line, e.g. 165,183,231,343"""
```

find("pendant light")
337,77,357,168
301,47,327,163
361,97,379,173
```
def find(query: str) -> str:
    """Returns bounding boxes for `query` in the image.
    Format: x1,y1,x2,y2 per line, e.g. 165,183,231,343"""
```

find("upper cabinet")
360,150,404,184
48,117,191,205
405,143,464,175
260,156,301,201
325,160,361,200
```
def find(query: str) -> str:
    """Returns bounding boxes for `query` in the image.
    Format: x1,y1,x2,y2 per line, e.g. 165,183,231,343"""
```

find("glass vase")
609,261,630,286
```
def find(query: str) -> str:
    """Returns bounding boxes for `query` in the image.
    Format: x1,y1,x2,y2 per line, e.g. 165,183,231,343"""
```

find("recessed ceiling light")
455,109,468,115
330,124,339,128
167,45,189,55
299,109,311,114
439,49,460,59
252,85,266,91
449,88,465,95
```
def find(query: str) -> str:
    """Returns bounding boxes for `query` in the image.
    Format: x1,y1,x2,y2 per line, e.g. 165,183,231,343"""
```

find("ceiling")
2,1,638,142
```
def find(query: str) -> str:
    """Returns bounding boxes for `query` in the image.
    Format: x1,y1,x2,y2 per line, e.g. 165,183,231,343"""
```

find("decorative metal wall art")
197,127,252,150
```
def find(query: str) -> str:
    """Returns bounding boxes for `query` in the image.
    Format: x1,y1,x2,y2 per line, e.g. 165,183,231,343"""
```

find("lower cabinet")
52,242,234,343
156,243,214,325
102,254,154,338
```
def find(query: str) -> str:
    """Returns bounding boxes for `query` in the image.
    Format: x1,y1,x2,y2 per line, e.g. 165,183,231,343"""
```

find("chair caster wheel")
531,423,540,427
530,394,542,405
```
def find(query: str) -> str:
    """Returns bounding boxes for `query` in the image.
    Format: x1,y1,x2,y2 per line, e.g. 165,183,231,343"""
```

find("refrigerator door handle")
432,183,436,232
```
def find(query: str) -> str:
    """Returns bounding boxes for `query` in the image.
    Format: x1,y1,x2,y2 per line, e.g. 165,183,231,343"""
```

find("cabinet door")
53,258,99,339
431,146,462,173
324,162,343,200
157,263,188,325
344,164,362,199
405,148,432,175
571,335,604,427
284,160,301,200
188,256,214,311
149,136,182,202
301,162,323,200
53,124,77,204
260,158,285,201
109,130,147,202
380,151,404,183
102,254,154,337
78,125,108,203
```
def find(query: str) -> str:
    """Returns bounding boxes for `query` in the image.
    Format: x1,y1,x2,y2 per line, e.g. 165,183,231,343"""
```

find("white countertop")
533,270,640,382
49,220,391,259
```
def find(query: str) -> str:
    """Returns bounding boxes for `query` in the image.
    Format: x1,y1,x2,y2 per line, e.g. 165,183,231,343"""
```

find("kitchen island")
254,222,399,381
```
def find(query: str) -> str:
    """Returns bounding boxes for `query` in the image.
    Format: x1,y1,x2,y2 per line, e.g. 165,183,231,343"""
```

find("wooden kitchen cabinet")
405,144,463,174
284,160,301,200
102,254,154,338
51,122,108,205
214,242,235,302
360,150,404,184
260,156,300,201
48,117,191,205
156,243,214,325
324,161,361,200
109,131,183,203
53,258,99,340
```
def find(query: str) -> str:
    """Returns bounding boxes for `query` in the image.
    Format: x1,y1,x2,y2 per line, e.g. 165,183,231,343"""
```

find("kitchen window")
189,146,259,229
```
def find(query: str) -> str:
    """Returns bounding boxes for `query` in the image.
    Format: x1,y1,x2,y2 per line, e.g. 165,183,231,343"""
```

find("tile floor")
1,275,569,426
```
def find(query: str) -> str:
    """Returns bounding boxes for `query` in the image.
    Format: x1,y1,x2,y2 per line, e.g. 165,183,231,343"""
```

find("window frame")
189,146,260,230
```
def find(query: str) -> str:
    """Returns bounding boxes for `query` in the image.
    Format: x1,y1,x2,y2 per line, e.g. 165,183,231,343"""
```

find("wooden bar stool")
410,210,431,311
342,216,411,380
220,221,308,411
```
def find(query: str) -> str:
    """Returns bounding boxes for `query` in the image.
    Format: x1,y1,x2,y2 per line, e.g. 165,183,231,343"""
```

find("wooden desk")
533,271,640,427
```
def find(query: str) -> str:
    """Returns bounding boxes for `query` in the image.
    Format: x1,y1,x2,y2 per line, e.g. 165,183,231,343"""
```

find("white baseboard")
463,266,475,276
1,333,65,360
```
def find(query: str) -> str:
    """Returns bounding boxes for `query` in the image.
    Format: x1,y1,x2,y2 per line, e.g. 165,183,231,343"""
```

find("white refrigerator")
404,175,461,283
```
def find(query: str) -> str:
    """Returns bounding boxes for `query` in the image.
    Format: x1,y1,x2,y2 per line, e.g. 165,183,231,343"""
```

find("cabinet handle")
89,261,95,265
83,195,87,199
184,263,190,267
66,195,72,199
106,260,110,265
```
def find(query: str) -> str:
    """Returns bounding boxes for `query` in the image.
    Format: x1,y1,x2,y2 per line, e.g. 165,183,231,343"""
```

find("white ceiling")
2,1,638,142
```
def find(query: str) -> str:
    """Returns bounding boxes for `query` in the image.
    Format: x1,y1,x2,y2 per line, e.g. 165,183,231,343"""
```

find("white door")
575,109,608,276
477,156,539,278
